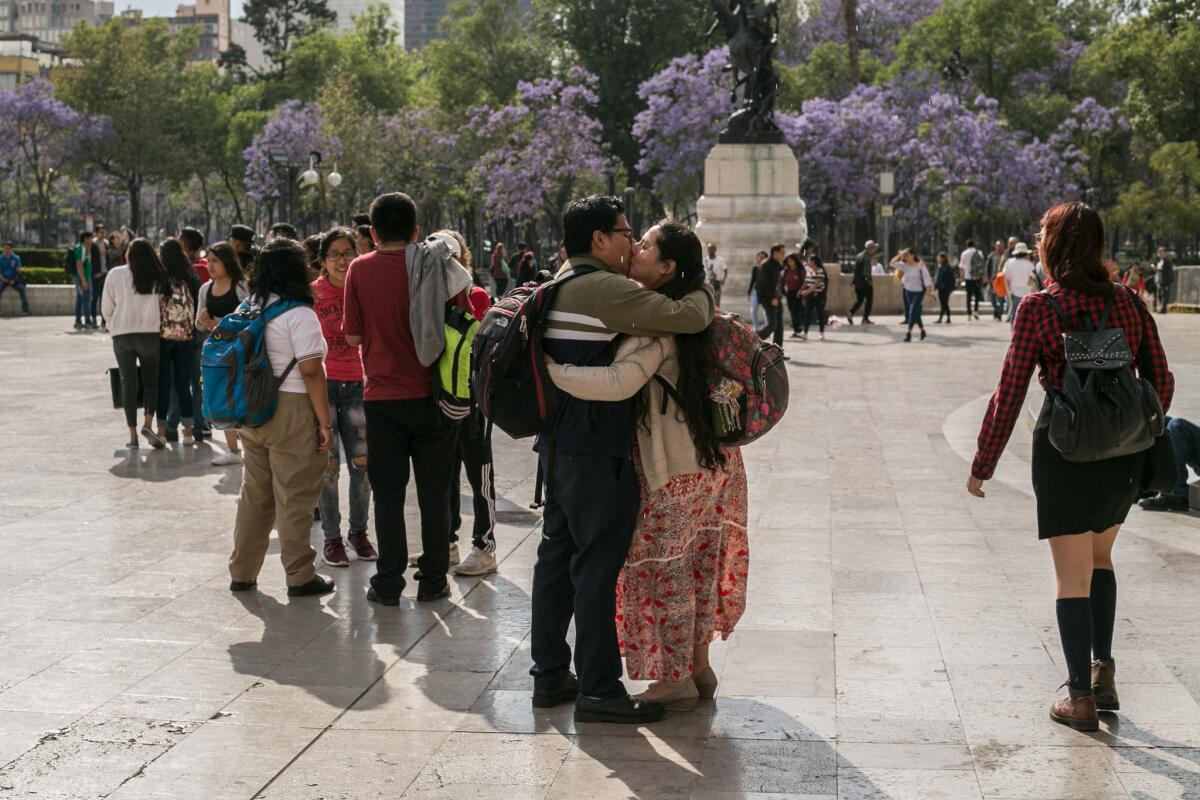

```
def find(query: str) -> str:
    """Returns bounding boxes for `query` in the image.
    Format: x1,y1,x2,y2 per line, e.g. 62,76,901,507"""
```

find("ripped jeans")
319,380,370,541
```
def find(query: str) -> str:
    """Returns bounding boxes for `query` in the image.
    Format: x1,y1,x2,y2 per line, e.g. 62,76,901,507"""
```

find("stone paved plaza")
2,312,1200,800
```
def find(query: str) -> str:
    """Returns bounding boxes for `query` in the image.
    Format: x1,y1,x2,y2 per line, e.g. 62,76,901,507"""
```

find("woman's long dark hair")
1040,202,1114,295
207,241,245,287
158,238,193,297
250,238,314,306
644,220,726,469
126,238,165,296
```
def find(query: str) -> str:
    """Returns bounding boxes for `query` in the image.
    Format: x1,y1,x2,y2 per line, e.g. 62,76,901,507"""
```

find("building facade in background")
0,0,113,44
0,32,63,89
325,0,403,31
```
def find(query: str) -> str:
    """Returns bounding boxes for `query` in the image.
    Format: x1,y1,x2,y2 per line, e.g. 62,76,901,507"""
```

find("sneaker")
453,547,498,576
21,309,32,316
74,321,83,330
287,574,336,597
181,429,194,446
212,450,242,466
141,426,166,449
799,333,807,341
165,429,179,443
789,332,801,339
533,672,579,708
575,693,666,725
818,333,825,341
846,313,854,326
1138,493,1189,513
410,542,460,567
100,323,108,332
324,539,350,567
347,531,378,561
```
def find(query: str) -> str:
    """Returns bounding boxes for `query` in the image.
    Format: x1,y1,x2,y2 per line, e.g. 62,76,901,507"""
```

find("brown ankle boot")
1050,684,1099,731
1091,658,1119,711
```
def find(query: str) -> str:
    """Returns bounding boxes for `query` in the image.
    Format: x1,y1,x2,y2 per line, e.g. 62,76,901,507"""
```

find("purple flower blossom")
243,100,340,204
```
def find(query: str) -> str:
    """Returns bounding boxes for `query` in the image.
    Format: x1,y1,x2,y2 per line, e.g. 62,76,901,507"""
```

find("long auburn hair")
126,238,166,295
1039,202,1114,296
641,220,726,469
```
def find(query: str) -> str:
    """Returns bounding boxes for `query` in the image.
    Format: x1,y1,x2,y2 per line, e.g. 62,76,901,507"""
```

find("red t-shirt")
311,275,363,382
341,249,432,401
192,257,210,285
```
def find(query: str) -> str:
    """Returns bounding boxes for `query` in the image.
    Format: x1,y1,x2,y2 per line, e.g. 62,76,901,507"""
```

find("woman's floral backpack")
656,310,789,446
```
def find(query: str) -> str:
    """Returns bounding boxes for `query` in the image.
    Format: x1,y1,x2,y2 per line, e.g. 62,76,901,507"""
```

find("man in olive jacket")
530,195,714,726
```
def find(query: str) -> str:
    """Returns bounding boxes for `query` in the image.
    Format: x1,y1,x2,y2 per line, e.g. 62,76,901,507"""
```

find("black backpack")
1044,287,1164,462
471,265,597,439
63,246,76,277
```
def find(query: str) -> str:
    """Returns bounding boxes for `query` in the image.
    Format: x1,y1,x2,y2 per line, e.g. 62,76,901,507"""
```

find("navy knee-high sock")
1056,597,1093,692
1090,569,1117,661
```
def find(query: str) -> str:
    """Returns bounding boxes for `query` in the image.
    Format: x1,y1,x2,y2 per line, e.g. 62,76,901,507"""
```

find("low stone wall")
721,272,971,319
0,285,76,316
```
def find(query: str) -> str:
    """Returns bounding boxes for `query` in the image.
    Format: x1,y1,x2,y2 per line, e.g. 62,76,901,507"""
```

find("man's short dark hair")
369,192,418,244
3,241,13,248
517,241,527,250
269,222,298,241
966,239,976,248
756,250,768,258
562,195,624,257
94,224,105,234
79,230,93,243
352,213,370,227
769,243,786,257
230,224,255,244
179,227,204,253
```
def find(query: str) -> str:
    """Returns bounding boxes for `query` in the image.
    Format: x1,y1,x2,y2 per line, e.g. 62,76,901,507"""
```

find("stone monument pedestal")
694,143,807,317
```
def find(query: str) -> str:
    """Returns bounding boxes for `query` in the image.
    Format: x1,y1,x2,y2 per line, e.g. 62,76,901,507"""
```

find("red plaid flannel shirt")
972,282,1173,480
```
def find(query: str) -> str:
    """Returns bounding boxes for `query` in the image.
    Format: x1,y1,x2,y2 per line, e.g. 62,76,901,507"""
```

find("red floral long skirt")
616,448,749,682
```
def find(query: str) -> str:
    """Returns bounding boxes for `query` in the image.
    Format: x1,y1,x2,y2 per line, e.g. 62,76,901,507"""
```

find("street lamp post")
879,171,895,263
944,180,976,259
299,151,342,232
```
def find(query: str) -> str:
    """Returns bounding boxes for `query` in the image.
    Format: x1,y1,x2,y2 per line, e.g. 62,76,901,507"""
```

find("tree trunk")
199,176,213,240
841,0,860,85
127,174,143,234
221,169,245,224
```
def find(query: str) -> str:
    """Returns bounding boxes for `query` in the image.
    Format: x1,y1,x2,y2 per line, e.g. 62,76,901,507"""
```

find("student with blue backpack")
218,238,336,598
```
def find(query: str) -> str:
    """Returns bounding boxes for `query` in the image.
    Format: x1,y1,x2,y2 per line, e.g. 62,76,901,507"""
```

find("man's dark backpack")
1044,288,1164,462
471,265,596,439
63,247,76,278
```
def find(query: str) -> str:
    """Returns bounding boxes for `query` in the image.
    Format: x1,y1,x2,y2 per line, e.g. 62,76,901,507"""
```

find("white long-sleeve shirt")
102,265,162,336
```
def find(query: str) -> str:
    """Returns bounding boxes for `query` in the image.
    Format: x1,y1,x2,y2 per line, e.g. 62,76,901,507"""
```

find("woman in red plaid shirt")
967,202,1173,733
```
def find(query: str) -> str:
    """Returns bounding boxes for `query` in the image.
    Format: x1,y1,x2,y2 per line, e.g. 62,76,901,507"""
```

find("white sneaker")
819,333,825,341
410,542,460,567
453,547,498,576
212,450,243,466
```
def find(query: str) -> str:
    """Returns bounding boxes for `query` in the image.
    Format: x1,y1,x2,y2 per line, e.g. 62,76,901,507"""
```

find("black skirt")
1031,399,1145,539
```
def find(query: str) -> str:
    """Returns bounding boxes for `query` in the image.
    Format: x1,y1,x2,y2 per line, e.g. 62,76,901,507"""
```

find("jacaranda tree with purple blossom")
633,48,734,216
244,100,340,215
0,79,111,245
468,68,613,235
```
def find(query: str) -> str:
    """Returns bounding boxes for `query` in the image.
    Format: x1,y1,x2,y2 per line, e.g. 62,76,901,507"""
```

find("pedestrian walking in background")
90,224,109,331
703,242,727,307
782,253,804,337
986,240,1007,321
756,244,786,350
1003,242,1037,325
229,224,258,270
892,248,930,341
102,238,166,450
801,253,829,340
546,221,748,711
228,237,336,598
196,242,248,466
848,240,876,325
1123,263,1146,297
1154,246,1174,313
155,239,200,447
968,202,1173,732
176,227,210,442
71,230,97,330
935,252,957,324
311,227,377,569
490,242,509,297
747,250,767,329
959,239,984,319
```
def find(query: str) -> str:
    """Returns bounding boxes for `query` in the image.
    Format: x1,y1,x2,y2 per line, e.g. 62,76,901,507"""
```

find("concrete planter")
0,285,77,316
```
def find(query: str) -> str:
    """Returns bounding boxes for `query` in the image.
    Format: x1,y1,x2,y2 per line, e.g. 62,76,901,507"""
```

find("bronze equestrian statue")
709,0,784,144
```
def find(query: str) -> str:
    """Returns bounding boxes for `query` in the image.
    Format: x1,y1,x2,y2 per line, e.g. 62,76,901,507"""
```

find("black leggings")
785,292,803,333
803,293,826,335
113,333,160,428
937,288,953,320
157,338,195,427
451,413,497,554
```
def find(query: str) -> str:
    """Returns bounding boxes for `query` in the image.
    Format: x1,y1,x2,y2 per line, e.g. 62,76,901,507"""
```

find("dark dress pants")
364,398,459,598
530,448,640,698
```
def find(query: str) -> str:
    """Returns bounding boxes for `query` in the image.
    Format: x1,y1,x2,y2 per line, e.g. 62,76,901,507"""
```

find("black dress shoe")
287,575,335,597
532,672,579,708
417,581,451,602
574,693,666,724
366,586,400,606
229,580,257,592
1139,493,1189,512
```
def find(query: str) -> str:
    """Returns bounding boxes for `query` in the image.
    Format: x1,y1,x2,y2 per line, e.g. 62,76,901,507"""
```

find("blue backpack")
201,297,301,429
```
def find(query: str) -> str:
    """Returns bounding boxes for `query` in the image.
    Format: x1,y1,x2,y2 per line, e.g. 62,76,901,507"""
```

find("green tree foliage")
56,18,197,231
779,41,881,109
534,0,711,180
1111,141,1200,241
416,0,550,116
242,0,337,78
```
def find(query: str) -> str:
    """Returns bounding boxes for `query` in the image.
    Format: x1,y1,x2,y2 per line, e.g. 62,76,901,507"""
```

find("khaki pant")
229,392,326,587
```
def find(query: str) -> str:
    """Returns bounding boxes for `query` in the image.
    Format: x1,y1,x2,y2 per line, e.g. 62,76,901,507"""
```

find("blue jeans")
73,276,95,325
1166,417,1200,498
167,332,205,434
903,289,925,329
749,288,764,329
157,338,194,429
0,280,29,312
320,380,370,540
